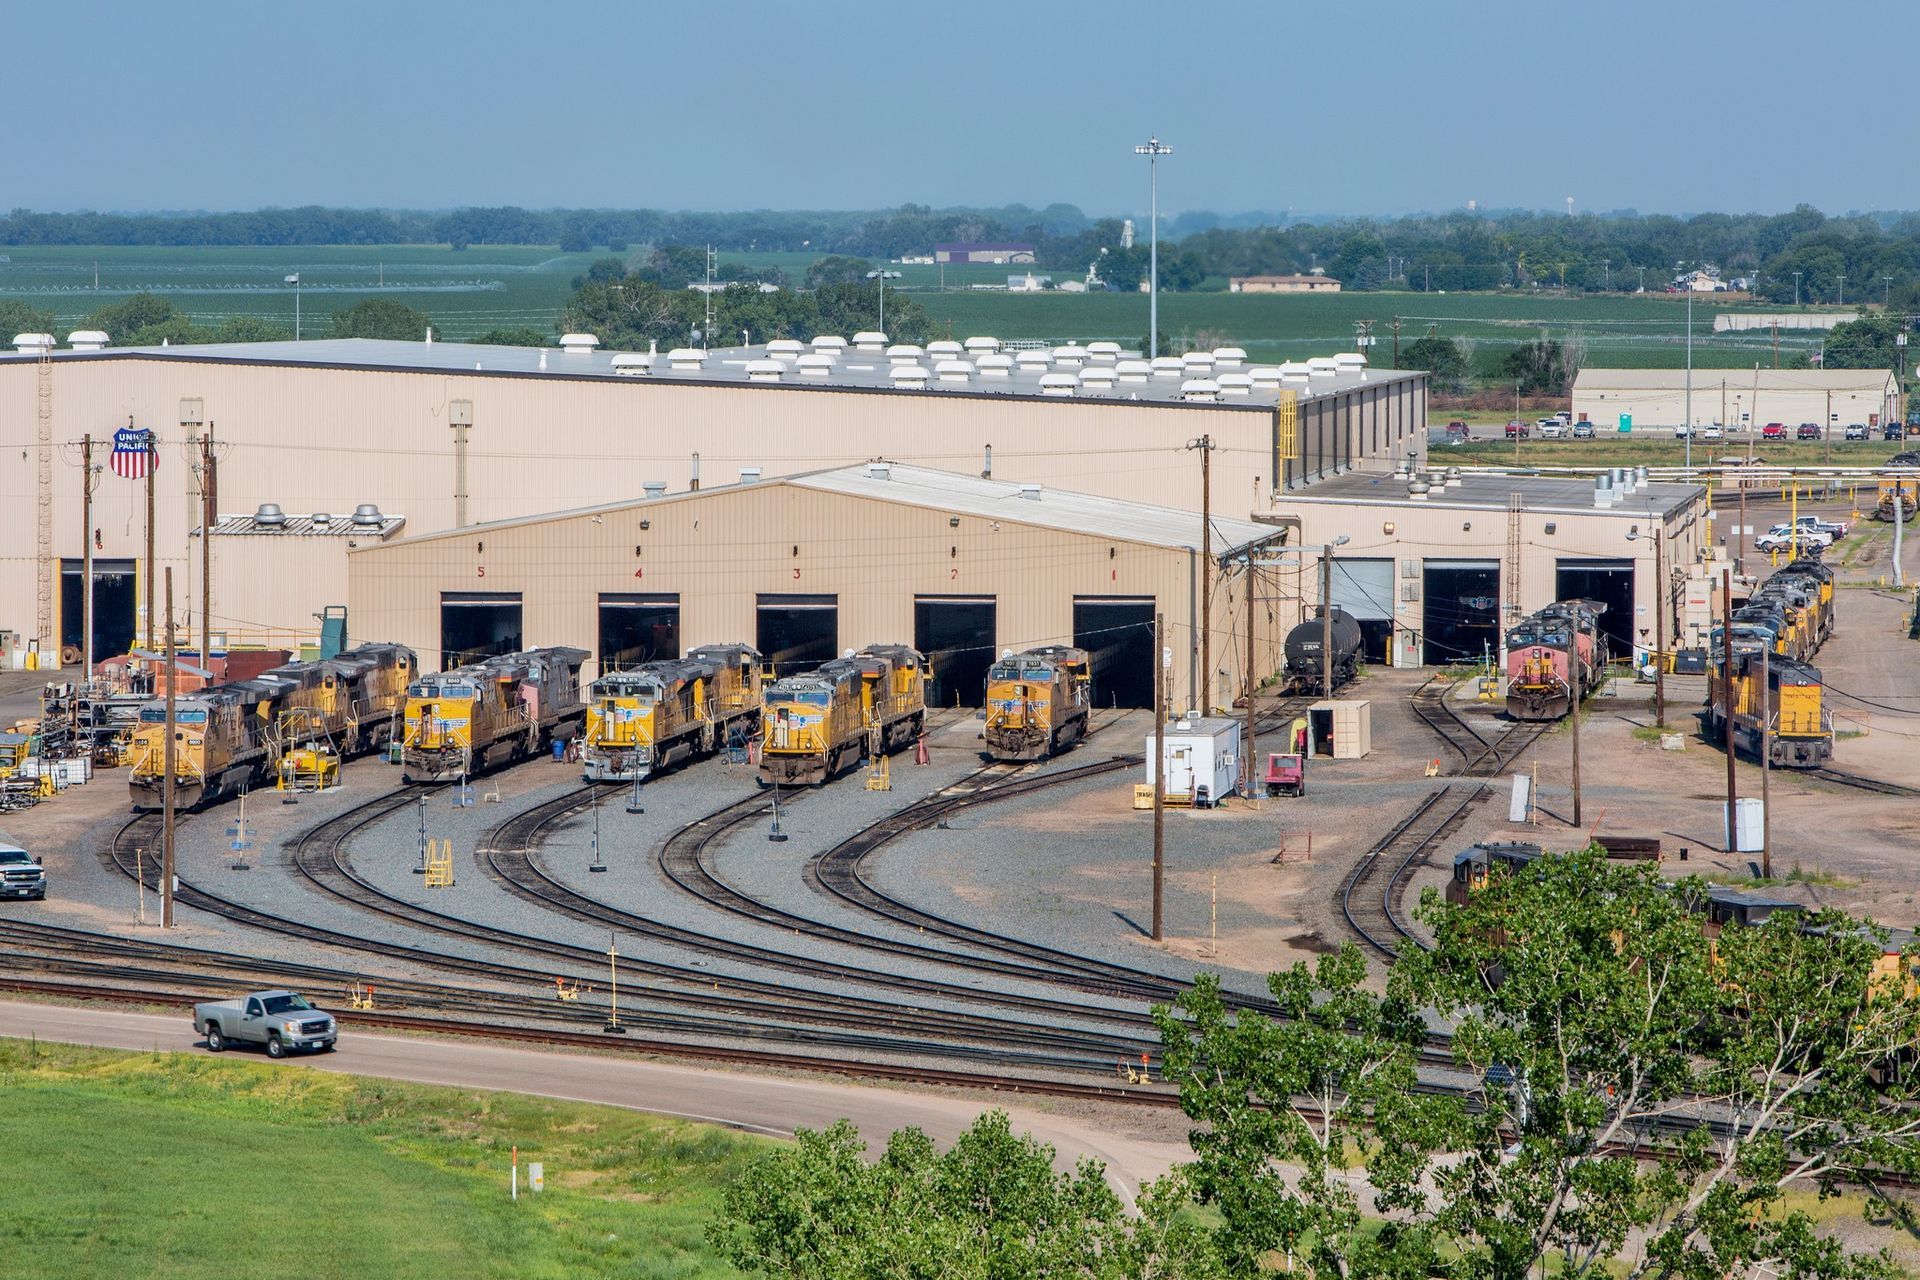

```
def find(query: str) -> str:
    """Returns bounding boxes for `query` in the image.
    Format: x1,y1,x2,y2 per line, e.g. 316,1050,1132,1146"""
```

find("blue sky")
5,0,1908,217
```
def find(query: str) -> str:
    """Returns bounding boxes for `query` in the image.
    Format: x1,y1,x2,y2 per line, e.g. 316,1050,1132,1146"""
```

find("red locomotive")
1503,601,1607,721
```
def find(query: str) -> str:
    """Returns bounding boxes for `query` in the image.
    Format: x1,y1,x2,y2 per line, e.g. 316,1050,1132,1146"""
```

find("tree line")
709,847,1920,1280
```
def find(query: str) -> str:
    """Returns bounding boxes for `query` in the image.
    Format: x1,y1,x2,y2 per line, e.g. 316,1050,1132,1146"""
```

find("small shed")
1307,699,1371,759
1143,716,1242,807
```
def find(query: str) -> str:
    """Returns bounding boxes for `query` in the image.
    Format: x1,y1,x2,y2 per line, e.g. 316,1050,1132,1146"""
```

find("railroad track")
1809,767,1920,798
1338,785,1486,959
1411,677,1548,778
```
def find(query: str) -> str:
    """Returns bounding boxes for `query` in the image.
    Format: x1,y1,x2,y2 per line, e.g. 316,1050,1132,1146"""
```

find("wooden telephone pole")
199,423,217,664
144,425,157,651
163,569,177,929
1151,610,1166,943
1244,560,1258,797
80,433,95,678
1722,570,1738,855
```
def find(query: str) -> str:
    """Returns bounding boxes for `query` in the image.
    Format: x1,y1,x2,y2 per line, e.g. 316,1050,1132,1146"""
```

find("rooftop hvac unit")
666,348,706,370
559,333,600,354
1216,373,1254,396
67,330,110,352
1114,360,1152,382
1086,341,1122,362
744,359,785,382
1037,373,1076,397
793,354,834,377
641,481,667,499
851,331,888,352
975,353,1014,377
885,344,924,361
1211,347,1248,367
934,359,974,383
766,339,805,360
610,354,653,376
1150,356,1184,377
963,335,1001,355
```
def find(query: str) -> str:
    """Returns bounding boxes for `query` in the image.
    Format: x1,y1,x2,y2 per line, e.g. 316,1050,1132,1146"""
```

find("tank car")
1705,651,1832,768
581,644,761,783
759,644,928,785
1283,608,1362,693
983,645,1091,762
401,647,587,783
1503,601,1606,721
129,643,416,810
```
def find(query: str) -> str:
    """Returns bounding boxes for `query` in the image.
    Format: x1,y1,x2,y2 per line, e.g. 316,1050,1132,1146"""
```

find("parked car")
1445,420,1471,443
1794,514,1850,537
1700,424,1724,441
1505,420,1529,439
194,990,337,1057
1571,421,1595,439
1539,420,1568,439
1845,423,1868,441
1885,423,1905,441
1796,423,1822,440
1674,424,1695,439
1756,525,1833,552
1761,422,1787,439
0,844,46,901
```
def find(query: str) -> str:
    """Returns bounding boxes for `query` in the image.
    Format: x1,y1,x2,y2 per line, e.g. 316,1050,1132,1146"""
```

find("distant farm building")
1572,368,1899,431
934,242,1036,264
1229,273,1342,294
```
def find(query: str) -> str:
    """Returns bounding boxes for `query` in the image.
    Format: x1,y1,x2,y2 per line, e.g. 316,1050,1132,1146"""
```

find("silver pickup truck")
193,990,337,1058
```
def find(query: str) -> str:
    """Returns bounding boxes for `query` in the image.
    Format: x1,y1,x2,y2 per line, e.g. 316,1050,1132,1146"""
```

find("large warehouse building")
347,464,1292,713
1571,367,1900,432
0,334,1426,663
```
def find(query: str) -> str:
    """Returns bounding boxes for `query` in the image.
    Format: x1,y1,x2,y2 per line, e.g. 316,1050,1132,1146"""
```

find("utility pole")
1653,525,1667,730
80,433,96,680
1721,569,1738,855
1759,641,1771,880
1602,259,1610,291
1514,380,1522,467
1825,388,1832,466
1792,271,1802,307
1244,559,1258,797
1188,435,1214,710
1838,274,1846,307
1389,315,1402,368
144,426,157,651
1151,610,1166,943
199,423,216,664
1320,547,1335,699
1570,643,1583,827
163,568,177,929
1685,285,1694,469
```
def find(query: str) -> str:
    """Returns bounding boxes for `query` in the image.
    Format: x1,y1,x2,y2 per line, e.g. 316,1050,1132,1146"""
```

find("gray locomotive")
1283,607,1363,693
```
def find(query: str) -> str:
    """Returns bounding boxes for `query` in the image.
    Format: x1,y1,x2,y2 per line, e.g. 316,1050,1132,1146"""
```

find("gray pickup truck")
193,990,337,1058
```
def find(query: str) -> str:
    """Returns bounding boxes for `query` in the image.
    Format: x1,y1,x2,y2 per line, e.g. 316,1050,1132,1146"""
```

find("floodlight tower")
1134,135,1173,358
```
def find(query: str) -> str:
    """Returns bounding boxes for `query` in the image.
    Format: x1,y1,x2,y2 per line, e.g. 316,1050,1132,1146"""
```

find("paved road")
0,1000,1187,1198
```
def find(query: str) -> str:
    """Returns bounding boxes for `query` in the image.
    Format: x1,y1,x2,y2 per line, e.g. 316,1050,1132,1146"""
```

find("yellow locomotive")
984,645,1091,762
582,643,762,783
401,647,587,783
1705,649,1832,768
129,643,415,810
759,644,928,785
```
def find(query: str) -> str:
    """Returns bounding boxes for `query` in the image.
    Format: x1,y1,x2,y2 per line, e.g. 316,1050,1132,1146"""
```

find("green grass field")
0,242,1843,367
0,1037,763,1279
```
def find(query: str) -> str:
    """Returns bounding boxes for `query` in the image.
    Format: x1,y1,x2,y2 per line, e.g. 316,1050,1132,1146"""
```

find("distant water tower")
1121,218,1135,249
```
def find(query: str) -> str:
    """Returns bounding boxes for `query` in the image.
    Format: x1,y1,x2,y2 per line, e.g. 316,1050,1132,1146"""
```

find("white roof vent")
975,353,1014,377
794,353,834,377
253,502,287,527
1180,350,1216,370
1216,373,1254,396
1150,356,1185,378
667,347,706,371
885,344,924,361
1333,352,1365,370
559,333,600,355
963,336,1000,355
851,331,887,352
67,330,110,352
1078,365,1117,389
810,335,847,355
610,354,653,376
12,333,54,354
745,359,785,382
1114,359,1152,383
739,467,762,484
934,359,974,383
889,363,931,387
867,462,892,480
642,481,667,499
1248,365,1284,385
1014,349,1052,371
1307,357,1339,377
1019,483,1043,500
1180,379,1222,403
1086,340,1122,363
351,503,385,527
927,340,964,361
766,339,805,361
1211,346,1248,367
1051,344,1090,367
1038,373,1077,397
1279,361,1312,383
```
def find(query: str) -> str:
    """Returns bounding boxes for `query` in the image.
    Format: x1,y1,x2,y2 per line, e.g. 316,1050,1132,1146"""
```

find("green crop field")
0,1037,763,1279
0,242,1848,370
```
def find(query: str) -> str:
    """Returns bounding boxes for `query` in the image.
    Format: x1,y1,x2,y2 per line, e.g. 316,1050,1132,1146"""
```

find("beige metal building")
0,335,1426,662
346,463,1292,713
1229,274,1343,294
1572,368,1899,432
1275,469,1708,670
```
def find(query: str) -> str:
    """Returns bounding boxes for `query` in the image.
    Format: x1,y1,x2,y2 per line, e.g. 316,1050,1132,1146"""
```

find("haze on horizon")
6,0,1909,219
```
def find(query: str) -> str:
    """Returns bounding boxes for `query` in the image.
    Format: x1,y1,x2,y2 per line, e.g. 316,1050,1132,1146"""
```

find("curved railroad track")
1411,677,1549,777
1808,766,1920,798
1337,785,1485,959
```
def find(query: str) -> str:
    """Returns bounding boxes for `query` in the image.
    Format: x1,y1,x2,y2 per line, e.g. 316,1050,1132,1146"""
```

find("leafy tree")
469,326,552,347
329,297,431,341
1154,946,1442,1280
803,255,874,289
1502,335,1571,395
1392,847,1920,1280
1103,245,1150,293
0,298,55,336
652,243,709,286
83,292,188,344
557,224,592,253
815,280,933,344
1399,335,1469,390
709,1111,1221,1280
572,256,629,289
1821,313,1905,369
209,314,291,343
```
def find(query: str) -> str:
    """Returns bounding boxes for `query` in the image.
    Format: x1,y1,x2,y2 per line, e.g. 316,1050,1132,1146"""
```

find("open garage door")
1555,559,1634,663
440,591,523,670
598,593,680,673
60,558,135,664
1420,561,1501,666
915,595,995,709
1073,596,1155,709
1327,557,1394,664
757,593,838,677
